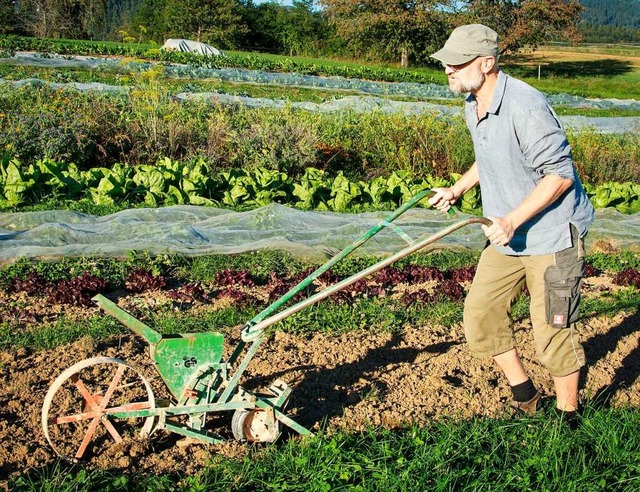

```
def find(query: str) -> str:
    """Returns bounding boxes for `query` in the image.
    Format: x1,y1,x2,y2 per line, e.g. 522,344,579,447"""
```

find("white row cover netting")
2,76,638,133
0,205,637,265
176,93,640,133
177,92,462,115
3,52,640,110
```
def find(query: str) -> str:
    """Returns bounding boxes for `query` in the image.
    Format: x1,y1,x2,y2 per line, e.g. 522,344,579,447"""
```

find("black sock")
511,379,538,402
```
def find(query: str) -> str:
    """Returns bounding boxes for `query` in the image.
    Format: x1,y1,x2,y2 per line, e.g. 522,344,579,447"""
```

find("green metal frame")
90,189,490,445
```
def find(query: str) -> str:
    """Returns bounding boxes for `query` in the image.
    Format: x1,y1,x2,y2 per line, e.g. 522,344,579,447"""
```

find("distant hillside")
105,0,142,39
580,0,640,28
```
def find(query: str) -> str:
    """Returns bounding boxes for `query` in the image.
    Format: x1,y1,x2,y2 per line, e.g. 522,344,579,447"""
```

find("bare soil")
527,49,640,69
0,273,638,488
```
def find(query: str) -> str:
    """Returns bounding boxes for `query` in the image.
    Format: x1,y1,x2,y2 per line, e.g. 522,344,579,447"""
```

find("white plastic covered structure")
161,39,224,57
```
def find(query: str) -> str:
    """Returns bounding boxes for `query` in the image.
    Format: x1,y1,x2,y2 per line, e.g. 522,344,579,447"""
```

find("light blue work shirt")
465,71,595,255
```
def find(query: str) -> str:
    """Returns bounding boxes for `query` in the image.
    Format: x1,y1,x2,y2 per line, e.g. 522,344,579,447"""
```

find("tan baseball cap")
431,24,499,66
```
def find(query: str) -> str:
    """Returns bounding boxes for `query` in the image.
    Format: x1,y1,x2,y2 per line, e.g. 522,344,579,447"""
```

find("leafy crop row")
0,36,437,85
0,263,476,310
582,181,640,214
1,156,639,214
612,268,640,289
4,249,638,290
4,269,165,307
6,271,107,307
4,256,637,312
0,156,475,212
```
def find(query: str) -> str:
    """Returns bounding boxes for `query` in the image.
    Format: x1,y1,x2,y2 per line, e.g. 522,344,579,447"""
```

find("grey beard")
451,72,485,94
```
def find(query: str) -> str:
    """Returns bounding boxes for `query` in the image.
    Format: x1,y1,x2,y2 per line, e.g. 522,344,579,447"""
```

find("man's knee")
463,294,513,357
535,326,586,376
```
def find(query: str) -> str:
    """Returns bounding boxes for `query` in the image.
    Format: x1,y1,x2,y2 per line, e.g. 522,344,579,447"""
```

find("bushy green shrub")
569,128,640,184
0,86,125,167
0,84,637,185
231,106,319,175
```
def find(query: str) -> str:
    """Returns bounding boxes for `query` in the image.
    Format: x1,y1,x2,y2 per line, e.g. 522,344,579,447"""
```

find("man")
428,24,594,420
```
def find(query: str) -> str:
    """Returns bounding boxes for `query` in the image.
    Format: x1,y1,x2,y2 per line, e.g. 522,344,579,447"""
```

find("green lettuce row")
583,181,640,214
1,156,638,214
0,156,475,212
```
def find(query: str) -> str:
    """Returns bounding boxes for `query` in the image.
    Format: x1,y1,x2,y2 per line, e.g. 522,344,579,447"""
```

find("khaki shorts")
463,227,586,377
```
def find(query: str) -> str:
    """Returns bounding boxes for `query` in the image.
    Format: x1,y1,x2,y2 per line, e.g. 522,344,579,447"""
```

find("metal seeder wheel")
231,408,281,443
41,357,156,461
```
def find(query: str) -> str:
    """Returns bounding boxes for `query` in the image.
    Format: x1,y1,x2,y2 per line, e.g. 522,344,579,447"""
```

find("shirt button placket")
477,119,486,148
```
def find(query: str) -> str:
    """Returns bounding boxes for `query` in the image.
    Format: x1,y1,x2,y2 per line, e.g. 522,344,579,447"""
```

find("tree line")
578,0,640,43
579,23,640,43
580,0,640,29
2,0,636,66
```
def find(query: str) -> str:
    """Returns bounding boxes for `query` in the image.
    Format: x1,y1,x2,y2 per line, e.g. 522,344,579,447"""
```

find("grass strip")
0,316,124,351
0,297,463,351
3,286,637,351
273,298,463,336
10,407,640,491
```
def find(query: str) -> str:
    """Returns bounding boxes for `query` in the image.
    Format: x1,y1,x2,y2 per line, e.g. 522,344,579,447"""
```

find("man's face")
444,57,485,94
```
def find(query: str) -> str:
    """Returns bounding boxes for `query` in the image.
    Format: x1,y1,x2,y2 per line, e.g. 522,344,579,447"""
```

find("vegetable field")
1,40,639,491
1,251,640,490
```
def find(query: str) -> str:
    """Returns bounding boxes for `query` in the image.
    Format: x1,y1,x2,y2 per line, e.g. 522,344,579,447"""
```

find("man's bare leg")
495,349,580,413
493,348,530,385
553,370,580,412
493,348,541,414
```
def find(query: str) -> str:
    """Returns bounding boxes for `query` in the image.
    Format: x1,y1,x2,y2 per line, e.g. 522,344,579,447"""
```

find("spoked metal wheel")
42,357,156,461
231,408,280,443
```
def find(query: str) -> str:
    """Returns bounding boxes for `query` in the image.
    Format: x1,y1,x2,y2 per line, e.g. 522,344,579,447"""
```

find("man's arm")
428,162,480,212
481,105,577,247
483,174,574,247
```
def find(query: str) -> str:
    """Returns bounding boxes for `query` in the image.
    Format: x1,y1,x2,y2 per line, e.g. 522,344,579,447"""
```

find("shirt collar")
488,70,507,115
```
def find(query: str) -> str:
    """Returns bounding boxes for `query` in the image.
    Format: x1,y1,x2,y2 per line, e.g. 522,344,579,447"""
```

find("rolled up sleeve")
517,109,575,180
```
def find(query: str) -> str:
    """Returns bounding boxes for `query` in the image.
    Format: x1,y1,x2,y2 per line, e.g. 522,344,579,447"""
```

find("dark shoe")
553,407,581,430
510,391,543,416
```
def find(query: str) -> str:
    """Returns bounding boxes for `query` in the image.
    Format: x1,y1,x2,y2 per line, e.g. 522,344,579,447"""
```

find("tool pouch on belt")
544,256,584,329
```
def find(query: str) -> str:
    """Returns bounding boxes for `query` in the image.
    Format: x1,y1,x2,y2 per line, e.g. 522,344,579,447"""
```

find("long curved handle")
237,189,440,333
242,216,492,342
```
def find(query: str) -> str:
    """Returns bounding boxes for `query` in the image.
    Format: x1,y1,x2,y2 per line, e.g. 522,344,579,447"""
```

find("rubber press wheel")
231,408,280,443
42,357,156,461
